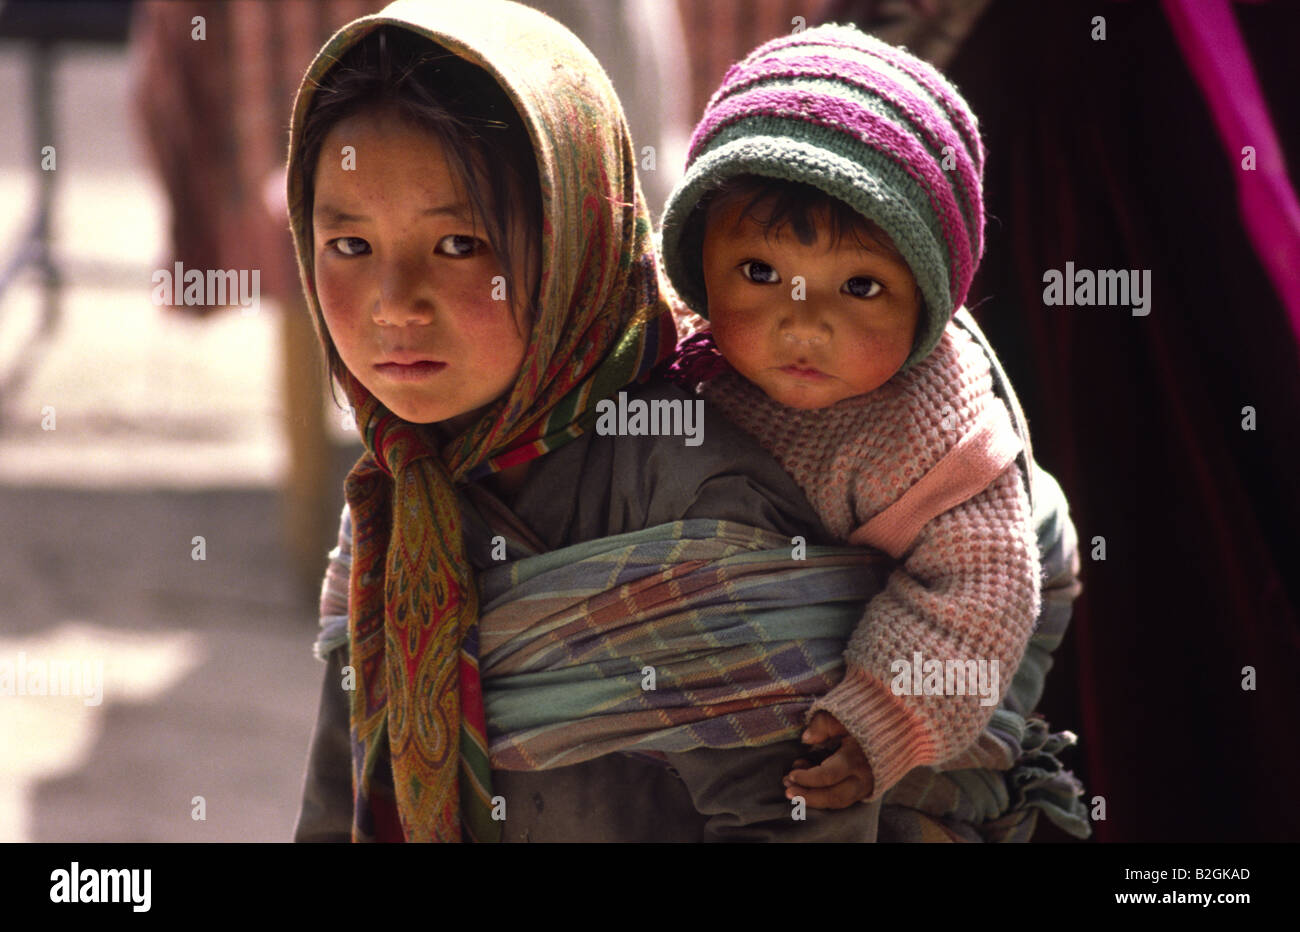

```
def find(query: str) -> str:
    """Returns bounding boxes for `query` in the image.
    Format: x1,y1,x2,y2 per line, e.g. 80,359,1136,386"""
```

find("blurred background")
0,0,1297,843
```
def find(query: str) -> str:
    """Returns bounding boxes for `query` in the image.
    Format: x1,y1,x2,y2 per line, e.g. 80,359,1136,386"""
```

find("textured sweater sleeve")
809,455,1042,799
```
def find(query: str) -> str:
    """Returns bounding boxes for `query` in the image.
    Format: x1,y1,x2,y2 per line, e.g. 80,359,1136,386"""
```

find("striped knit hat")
660,24,986,373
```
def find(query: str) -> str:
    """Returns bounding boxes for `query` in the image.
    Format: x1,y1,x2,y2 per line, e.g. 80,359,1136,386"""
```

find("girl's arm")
292,504,354,842
293,647,354,842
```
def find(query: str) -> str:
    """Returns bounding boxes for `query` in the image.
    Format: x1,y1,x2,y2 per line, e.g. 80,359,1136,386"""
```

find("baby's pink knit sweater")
698,322,1042,799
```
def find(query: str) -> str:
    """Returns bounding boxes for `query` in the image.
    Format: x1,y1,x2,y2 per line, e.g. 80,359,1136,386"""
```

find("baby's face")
702,200,921,409
312,109,533,428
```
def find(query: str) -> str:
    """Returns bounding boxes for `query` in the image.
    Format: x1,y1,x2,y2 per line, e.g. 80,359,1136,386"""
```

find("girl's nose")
373,302,434,327
373,254,434,326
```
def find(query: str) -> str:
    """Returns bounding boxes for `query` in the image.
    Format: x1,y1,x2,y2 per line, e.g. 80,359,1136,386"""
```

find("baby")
660,23,1043,806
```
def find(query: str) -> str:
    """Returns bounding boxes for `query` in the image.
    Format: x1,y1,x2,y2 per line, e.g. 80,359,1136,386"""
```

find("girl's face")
312,109,534,429
702,200,921,410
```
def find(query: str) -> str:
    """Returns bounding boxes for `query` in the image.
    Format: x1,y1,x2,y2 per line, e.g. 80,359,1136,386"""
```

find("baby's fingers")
784,778,868,810
784,751,852,789
801,710,847,746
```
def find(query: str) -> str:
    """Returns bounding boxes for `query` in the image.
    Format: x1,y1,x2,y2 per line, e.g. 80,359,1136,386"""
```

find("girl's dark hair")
294,26,542,407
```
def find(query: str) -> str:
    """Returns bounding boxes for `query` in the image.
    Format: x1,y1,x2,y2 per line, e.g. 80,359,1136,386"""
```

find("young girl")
288,0,903,842
659,24,1049,811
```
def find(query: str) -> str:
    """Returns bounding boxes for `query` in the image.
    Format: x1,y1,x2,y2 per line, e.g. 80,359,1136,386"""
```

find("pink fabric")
850,402,1022,559
664,329,732,385
1162,0,1300,350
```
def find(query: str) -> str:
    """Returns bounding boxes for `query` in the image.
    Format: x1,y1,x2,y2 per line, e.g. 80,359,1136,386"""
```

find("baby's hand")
782,711,874,809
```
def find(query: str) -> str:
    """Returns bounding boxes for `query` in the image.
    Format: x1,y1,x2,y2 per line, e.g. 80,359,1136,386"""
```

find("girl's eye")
436,234,484,257
331,237,370,257
844,276,883,299
740,261,780,284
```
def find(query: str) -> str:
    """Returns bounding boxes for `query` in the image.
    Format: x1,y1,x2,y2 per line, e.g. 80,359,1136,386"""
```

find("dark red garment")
131,0,379,312
929,0,1300,842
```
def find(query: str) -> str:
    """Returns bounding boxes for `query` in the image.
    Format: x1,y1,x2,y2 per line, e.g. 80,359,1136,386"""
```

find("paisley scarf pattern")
286,0,675,841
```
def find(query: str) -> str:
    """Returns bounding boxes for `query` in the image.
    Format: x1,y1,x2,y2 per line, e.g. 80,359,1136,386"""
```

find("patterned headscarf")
286,0,675,841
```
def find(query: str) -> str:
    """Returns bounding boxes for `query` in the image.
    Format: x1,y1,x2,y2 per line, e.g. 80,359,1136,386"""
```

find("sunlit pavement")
0,43,353,841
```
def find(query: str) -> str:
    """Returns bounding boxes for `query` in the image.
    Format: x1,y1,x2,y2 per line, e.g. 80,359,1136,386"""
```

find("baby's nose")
781,327,828,346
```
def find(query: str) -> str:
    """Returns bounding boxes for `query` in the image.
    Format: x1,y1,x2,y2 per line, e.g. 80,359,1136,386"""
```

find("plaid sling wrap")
471,518,1089,840
286,0,675,841
476,520,892,769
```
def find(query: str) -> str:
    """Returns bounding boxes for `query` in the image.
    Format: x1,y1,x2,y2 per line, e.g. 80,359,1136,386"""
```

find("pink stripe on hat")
692,53,983,260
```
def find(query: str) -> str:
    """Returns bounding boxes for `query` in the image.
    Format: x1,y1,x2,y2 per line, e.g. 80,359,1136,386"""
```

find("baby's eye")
740,261,780,284
436,234,484,257
843,276,883,299
331,237,370,257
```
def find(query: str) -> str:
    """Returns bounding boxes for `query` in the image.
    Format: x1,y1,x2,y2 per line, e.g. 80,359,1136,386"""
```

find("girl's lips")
374,361,447,381
778,364,829,380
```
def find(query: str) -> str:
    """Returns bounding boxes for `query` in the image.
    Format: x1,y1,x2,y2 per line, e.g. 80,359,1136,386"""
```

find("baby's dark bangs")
706,176,901,257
